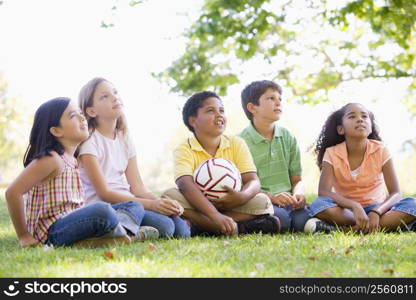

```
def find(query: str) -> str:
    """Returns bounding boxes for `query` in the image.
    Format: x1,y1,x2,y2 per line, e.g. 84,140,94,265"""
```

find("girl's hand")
367,211,381,233
152,198,184,217
292,194,306,210
19,233,40,248
352,204,369,232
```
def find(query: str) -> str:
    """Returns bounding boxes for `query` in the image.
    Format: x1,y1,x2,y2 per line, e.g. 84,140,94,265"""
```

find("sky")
1,0,415,189
0,0,201,158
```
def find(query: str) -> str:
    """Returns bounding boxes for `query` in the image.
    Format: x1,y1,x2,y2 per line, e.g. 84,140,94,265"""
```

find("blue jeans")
141,210,190,238
273,204,311,232
46,201,144,246
309,197,416,218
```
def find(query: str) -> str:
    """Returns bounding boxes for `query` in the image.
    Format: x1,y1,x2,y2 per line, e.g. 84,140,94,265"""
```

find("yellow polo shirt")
174,135,257,181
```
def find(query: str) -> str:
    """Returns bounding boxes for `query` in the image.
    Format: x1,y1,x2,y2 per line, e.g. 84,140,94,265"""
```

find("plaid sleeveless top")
25,154,84,243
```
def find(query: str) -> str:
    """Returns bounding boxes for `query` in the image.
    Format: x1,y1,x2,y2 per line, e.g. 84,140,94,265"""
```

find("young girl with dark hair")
6,98,152,247
305,103,416,233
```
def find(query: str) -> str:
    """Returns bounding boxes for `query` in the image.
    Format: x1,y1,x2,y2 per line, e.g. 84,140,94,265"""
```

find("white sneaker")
133,226,159,241
304,218,336,233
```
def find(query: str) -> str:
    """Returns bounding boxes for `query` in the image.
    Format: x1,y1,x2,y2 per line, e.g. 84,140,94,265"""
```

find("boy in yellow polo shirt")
163,91,280,236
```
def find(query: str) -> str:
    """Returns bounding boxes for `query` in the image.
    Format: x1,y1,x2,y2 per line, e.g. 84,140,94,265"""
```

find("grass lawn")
1,193,415,278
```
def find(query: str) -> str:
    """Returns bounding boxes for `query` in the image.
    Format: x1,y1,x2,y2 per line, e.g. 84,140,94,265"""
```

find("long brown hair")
78,77,128,137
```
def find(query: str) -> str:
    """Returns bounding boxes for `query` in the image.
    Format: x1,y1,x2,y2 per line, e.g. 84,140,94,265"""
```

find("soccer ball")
193,158,242,200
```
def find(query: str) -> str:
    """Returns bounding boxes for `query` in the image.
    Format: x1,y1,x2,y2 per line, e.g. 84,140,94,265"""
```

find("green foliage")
159,44,240,96
0,74,29,183
157,0,293,96
160,0,416,104
329,0,416,49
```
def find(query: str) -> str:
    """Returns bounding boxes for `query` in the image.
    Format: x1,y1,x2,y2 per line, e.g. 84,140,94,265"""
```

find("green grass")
1,194,416,278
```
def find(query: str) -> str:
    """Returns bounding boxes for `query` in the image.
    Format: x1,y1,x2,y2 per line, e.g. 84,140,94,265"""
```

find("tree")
158,0,415,108
0,74,30,184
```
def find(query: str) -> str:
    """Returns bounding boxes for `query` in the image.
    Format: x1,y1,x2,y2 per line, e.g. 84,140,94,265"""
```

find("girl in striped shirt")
6,97,156,247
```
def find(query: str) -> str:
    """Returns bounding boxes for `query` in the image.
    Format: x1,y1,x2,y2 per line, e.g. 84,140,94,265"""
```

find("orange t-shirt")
323,140,391,207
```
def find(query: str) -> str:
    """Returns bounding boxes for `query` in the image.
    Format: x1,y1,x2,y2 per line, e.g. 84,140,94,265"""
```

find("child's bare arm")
125,156,183,216
79,154,141,203
5,154,62,247
290,175,306,209
239,172,261,201
125,156,156,200
80,154,180,215
373,159,401,214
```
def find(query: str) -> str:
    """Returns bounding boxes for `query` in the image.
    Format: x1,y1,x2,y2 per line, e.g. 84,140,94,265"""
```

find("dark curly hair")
314,103,382,169
182,91,220,132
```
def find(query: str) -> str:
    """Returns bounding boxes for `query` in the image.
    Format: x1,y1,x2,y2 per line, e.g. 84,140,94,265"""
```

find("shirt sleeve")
381,145,392,166
78,136,98,157
288,133,302,177
127,135,137,159
173,142,196,181
322,149,333,165
232,136,257,174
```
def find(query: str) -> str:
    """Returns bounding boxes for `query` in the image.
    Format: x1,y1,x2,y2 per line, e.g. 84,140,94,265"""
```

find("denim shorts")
309,196,416,217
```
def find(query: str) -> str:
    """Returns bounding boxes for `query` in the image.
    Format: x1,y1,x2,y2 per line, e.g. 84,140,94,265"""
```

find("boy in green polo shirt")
239,80,310,232
163,91,281,236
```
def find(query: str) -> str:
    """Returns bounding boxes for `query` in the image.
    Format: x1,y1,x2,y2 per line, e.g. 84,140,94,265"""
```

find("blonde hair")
78,77,128,137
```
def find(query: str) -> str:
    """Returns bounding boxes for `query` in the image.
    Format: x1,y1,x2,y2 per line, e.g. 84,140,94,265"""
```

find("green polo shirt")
239,123,302,194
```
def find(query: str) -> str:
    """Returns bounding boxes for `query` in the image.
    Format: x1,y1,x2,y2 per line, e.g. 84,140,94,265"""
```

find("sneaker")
190,224,218,237
407,220,416,232
304,217,337,233
72,236,131,248
237,215,281,235
133,226,159,241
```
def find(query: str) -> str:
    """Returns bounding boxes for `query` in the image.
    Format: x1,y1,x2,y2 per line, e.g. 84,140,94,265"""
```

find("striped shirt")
25,155,84,243
239,123,301,194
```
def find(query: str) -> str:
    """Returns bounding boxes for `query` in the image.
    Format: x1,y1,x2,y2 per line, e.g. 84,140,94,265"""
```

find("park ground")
0,193,415,277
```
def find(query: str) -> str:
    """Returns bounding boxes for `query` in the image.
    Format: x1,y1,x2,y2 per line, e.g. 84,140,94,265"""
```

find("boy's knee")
157,217,175,237
173,218,191,238
273,206,291,231
291,209,311,232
